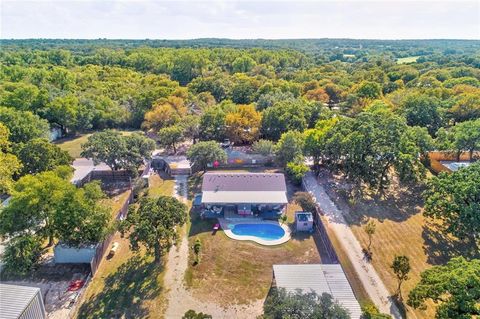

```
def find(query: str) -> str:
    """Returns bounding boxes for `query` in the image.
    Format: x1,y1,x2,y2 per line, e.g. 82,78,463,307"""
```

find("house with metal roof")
200,173,288,219
272,264,362,319
0,283,46,319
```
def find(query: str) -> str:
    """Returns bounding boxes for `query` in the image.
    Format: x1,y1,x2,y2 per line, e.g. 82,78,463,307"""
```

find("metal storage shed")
0,283,46,319
272,264,362,319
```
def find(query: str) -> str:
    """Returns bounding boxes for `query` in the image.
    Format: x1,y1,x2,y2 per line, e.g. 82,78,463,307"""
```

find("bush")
293,192,316,213
182,310,212,319
361,302,392,319
252,139,275,156
286,162,309,185
3,234,44,275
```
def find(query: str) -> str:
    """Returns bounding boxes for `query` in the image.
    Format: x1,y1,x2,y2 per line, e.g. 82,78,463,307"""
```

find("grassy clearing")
77,171,174,319
396,56,420,64
147,171,175,198
55,130,141,158
325,176,479,318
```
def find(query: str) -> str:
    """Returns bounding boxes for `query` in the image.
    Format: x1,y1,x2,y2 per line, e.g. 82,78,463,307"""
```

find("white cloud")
1,0,479,39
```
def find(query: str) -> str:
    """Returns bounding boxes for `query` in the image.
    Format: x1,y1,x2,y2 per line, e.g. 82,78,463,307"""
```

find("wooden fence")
90,190,133,275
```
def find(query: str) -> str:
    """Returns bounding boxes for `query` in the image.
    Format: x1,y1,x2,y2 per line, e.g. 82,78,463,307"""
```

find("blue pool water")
230,223,285,241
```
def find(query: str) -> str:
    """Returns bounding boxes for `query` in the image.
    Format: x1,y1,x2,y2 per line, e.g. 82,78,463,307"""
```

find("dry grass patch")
323,173,479,318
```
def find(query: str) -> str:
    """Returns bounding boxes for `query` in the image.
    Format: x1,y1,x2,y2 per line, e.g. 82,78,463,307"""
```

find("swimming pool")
230,223,286,241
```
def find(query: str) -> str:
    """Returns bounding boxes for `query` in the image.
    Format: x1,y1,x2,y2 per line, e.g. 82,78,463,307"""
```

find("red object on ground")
213,223,220,230
67,280,85,291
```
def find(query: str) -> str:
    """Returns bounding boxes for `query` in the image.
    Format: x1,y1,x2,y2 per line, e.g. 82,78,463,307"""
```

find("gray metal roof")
273,264,362,319
0,283,41,319
202,173,287,192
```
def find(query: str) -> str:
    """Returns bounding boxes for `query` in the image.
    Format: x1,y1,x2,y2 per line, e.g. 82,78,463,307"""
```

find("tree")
0,106,50,144
391,255,410,299
2,234,44,275
363,219,376,253
322,110,425,192
286,162,309,186
225,104,261,144
355,81,382,99
451,119,480,161
186,141,227,172
400,94,442,135
17,138,73,175
0,123,22,194
275,131,305,167
157,126,184,153
199,106,226,141
293,192,316,213
122,196,187,264
407,257,480,319
263,288,350,319
182,310,212,319
142,96,187,131
179,115,200,144
193,238,202,265
261,100,308,141
232,56,256,73
252,139,275,157
0,168,110,247
81,131,155,174
423,162,480,242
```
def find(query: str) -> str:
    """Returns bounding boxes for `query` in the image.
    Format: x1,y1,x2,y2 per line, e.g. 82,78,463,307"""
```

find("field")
323,173,479,318
396,56,420,64
76,171,173,318
55,130,141,158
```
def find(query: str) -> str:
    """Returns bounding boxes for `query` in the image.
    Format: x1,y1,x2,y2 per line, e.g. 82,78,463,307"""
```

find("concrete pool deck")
218,219,291,246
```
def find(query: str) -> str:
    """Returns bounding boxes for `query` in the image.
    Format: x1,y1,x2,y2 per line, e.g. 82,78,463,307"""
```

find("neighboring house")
0,283,46,319
200,172,288,219
272,264,362,319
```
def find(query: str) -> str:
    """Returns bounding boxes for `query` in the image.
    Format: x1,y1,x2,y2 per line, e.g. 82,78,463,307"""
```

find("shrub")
3,234,44,275
286,162,309,185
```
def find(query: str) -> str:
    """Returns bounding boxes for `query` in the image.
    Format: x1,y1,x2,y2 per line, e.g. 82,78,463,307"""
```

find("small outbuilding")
0,283,46,319
295,211,314,232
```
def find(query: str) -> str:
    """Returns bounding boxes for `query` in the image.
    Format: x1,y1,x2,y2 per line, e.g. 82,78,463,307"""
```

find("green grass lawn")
396,56,420,64
55,130,142,158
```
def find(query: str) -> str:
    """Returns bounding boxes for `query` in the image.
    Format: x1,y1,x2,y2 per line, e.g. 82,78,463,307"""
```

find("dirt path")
303,172,403,319
163,176,263,319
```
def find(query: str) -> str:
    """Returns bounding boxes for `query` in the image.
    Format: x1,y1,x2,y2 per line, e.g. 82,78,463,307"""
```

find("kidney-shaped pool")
229,223,286,241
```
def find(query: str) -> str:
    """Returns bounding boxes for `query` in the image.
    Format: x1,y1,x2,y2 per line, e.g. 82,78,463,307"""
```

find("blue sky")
1,0,479,39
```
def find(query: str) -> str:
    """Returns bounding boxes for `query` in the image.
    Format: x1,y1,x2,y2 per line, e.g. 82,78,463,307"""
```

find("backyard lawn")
76,172,173,319
55,130,141,158
184,172,327,306
323,173,479,318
